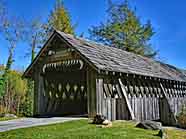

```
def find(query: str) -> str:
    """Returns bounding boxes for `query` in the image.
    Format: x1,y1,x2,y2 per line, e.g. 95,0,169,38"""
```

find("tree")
25,18,45,62
89,0,156,58
0,65,5,97
4,70,27,115
45,0,74,36
2,17,25,73
24,18,46,116
0,1,25,102
0,1,8,98
0,1,31,116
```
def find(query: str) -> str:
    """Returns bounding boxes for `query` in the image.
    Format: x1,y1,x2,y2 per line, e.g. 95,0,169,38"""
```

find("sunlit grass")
0,119,160,139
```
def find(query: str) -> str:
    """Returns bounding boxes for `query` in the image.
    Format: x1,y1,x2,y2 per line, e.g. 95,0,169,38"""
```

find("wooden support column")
86,68,97,118
33,67,45,116
96,78,104,115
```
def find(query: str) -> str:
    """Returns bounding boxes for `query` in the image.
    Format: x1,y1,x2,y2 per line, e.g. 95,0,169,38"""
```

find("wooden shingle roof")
24,30,186,82
57,31,186,82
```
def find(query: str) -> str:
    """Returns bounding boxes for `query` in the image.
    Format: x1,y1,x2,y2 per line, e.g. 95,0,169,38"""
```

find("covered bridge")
24,30,186,125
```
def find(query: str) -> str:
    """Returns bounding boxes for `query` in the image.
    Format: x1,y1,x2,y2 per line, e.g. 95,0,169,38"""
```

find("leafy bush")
0,68,34,117
20,79,34,117
177,105,186,129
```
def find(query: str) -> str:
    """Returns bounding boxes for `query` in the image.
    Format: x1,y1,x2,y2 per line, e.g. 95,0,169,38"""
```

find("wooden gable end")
23,31,98,78
42,37,85,74
24,31,90,79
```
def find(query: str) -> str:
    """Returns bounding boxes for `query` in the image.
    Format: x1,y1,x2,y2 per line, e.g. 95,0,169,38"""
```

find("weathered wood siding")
160,97,186,125
95,73,186,124
129,96,160,120
33,37,89,117
102,98,116,121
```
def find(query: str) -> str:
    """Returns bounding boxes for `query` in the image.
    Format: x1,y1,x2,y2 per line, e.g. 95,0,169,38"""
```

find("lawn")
0,117,17,121
0,119,160,139
165,128,186,139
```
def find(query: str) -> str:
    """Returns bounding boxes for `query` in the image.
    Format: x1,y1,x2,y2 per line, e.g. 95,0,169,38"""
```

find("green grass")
0,117,17,121
165,128,186,139
0,120,160,139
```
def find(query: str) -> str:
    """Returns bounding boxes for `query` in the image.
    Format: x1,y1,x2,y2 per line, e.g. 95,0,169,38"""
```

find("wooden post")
96,78,104,115
86,68,97,118
33,67,45,116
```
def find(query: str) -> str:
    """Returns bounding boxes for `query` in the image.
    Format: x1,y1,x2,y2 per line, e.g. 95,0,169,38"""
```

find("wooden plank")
140,95,143,121
138,98,141,121
143,96,147,120
103,84,111,97
96,78,104,115
107,98,111,120
111,98,116,120
96,79,100,114
160,83,177,125
119,78,135,120
116,84,124,98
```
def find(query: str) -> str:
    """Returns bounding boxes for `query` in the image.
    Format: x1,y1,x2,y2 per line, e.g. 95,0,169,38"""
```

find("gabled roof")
24,30,186,82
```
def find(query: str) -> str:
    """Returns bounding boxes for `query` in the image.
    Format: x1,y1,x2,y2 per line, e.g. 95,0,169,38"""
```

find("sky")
0,0,186,70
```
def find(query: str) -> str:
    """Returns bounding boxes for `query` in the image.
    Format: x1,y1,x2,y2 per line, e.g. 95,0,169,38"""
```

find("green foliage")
7,71,27,96
89,0,156,58
0,77,4,97
177,105,186,129
0,117,17,121
6,70,28,115
0,78,5,97
45,0,74,35
0,1,34,116
0,65,5,98
0,68,31,116
20,79,34,116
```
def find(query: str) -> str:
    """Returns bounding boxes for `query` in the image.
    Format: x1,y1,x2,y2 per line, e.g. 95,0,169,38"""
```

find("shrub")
18,79,34,117
177,105,186,129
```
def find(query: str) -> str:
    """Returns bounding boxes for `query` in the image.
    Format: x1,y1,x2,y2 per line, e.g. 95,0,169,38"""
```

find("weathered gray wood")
111,98,116,120
87,68,97,118
96,78,104,115
143,95,147,120
160,83,177,125
104,84,111,97
116,84,123,98
33,67,46,116
107,98,111,120
119,78,135,120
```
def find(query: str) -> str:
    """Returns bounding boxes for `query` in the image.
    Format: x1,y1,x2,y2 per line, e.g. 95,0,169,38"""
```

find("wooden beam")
103,84,111,97
96,78,104,115
119,78,135,120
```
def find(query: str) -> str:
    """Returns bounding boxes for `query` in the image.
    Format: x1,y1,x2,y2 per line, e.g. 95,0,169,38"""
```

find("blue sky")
0,0,186,70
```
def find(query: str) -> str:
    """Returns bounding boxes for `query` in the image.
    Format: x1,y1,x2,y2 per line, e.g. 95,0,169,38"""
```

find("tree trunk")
17,97,21,116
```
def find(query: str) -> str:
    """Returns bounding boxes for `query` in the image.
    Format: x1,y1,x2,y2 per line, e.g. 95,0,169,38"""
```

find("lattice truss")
103,77,186,99
43,78,87,100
